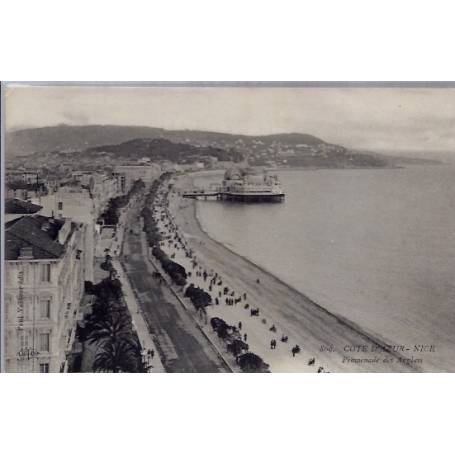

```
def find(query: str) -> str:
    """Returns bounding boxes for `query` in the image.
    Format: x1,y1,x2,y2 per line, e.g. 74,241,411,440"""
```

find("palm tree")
237,352,269,373
101,252,115,277
93,338,141,373
87,310,133,346
90,278,123,312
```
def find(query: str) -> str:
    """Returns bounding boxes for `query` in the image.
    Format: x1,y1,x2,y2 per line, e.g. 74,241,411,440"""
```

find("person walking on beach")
243,333,248,342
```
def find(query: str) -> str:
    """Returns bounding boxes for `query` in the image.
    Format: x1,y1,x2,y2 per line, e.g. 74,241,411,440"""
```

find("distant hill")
5,124,441,169
5,124,326,157
82,138,244,163
6,125,167,156
349,149,443,167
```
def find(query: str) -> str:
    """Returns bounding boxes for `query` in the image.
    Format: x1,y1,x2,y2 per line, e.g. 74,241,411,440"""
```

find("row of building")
3,164,162,372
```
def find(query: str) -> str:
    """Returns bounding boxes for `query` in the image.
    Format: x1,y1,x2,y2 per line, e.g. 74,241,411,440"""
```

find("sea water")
194,165,455,371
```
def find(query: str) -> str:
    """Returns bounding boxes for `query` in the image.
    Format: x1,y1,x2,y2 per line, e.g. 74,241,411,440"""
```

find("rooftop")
5,198,43,214
6,181,46,191
5,215,66,260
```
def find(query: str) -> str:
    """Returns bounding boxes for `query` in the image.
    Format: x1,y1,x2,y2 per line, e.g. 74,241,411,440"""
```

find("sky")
5,84,455,152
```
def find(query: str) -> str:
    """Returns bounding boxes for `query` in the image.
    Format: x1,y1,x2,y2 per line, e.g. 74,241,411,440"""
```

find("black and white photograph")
3,83,455,373
2,2,455,454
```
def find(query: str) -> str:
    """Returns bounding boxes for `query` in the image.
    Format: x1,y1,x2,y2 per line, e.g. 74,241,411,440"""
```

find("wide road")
120,201,229,373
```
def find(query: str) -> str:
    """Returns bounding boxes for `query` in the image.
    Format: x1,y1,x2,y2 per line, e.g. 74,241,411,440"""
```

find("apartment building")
31,173,118,282
113,164,161,193
4,215,86,373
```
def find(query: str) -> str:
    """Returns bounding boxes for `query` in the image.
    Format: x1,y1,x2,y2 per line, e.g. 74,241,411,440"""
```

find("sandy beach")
158,173,419,372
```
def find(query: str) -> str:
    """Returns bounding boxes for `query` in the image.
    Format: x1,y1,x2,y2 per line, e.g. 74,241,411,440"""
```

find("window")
39,298,51,319
58,201,63,210
22,296,32,321
39,333,50,352
19,332,29,350
39,363,49,373
40,264,51,282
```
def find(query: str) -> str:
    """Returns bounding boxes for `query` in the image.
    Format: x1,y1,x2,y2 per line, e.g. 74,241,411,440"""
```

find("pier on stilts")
182,190,221,201
182,190,285,203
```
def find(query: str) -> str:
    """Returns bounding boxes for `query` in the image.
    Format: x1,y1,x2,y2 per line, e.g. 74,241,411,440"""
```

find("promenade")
120,201,230,373
157,174,418,373
114,259,165,373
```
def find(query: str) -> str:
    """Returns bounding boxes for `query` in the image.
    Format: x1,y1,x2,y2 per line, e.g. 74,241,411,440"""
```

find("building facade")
5,170,40,185
113,164,161,193
4,215,86,373
31,173,119,281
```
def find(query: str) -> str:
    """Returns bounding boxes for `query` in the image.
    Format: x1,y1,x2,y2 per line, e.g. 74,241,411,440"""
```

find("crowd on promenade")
148,179,329,373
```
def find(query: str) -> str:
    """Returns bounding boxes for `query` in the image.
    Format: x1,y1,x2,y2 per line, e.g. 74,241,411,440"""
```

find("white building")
113,164,161,193
6,170,40,185
89,172,118,216
31,174,119,281
4,215,86,373
32,185,96,282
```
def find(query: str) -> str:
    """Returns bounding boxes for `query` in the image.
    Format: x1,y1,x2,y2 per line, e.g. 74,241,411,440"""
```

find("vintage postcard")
2,82,454,373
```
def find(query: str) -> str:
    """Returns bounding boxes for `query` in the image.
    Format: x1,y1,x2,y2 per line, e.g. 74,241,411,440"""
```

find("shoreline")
168,173,419,372
192,201,417,366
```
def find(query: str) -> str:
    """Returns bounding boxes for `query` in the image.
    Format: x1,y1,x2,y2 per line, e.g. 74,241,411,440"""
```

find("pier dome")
224,167,255,180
